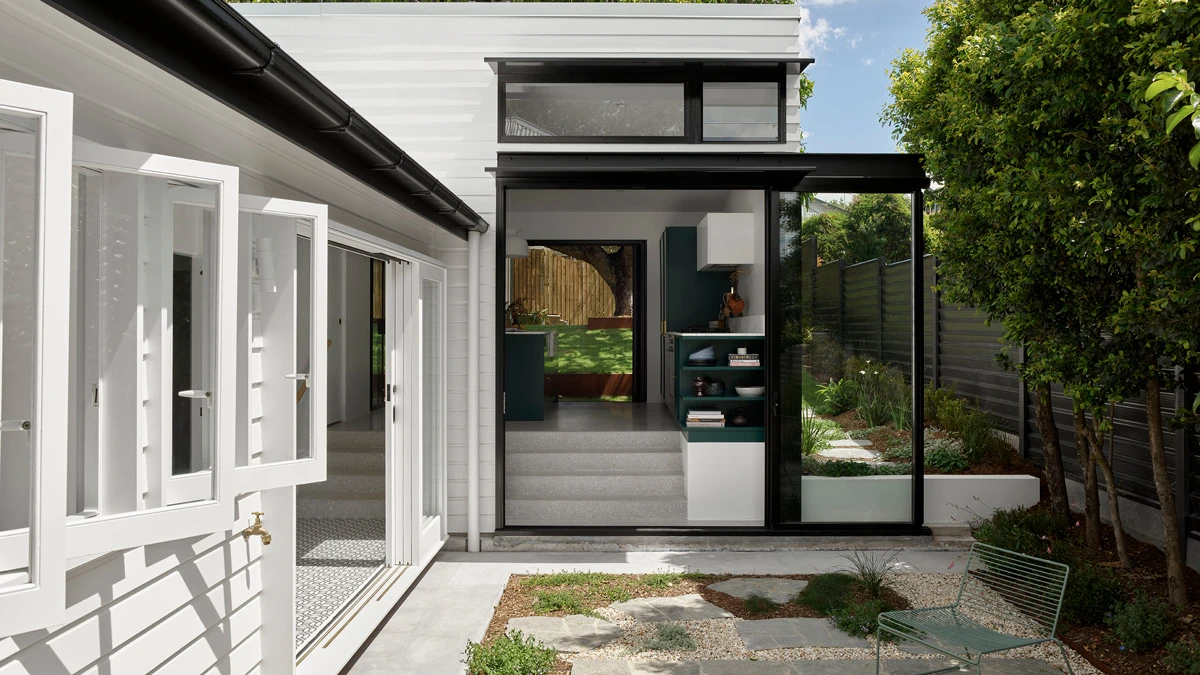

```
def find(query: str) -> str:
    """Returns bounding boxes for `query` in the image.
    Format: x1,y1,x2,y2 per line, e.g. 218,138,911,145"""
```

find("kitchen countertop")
667,332,765,338
505,329,548,337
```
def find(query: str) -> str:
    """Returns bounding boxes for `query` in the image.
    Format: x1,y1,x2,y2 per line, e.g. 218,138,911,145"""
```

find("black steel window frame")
496,63,787,145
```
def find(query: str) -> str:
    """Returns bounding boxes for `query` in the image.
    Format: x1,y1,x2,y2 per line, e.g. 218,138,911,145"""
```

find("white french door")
383,258,408,566
415,264,447,566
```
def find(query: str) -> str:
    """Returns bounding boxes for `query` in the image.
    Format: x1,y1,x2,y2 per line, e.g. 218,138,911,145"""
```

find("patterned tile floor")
295,518,386,649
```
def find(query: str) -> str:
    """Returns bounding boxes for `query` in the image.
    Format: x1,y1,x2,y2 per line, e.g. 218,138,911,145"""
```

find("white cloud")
797,6,845,57
849,33,862,49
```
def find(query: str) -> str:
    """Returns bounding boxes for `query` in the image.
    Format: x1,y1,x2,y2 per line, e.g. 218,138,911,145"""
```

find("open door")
415,263,447,566
383,258,407,566
0,78,71,637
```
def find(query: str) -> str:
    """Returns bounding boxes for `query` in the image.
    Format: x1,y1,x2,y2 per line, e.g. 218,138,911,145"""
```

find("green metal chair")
876,542,1075,675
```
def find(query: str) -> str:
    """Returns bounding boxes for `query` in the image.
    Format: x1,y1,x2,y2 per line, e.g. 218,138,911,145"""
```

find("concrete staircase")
298,428,385,518
505,429,687,526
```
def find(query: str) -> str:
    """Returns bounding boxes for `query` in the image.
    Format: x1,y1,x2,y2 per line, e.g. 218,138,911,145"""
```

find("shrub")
875,462,913,475
816,377,858,416
744,593,780,615
814,460,876,477
638,623,697,652
638,571,708,589
888,395,912,430
463,631,557,675
970,506,1071,560
848,425,887,440
957,407,998,464
1165,637,1200,675
925,439,970,473
838,550,898,600
796,573,857,613
831,597,892,638
531,590,589,615
1061,563,1123,626
846,358,899,428
806,331,844,382
800,407,836,456
881,441,913,462
1107,592,1174,652
924,384,960,425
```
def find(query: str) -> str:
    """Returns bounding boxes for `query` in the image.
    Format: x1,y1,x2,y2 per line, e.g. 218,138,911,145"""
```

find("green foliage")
637,623,697,653
848,425,886,440
523,325,631,374
970,507,1071,560
463,631,557,675
1061,563,1123,626
785,194,913,266
1146,70,1200,170
816,377,858,416
637,571,710,589
845,358,908,428
838,550,897,600
1108,592,1175,652
796,573,857,613
803,456,912,477
924,385,999,464
743,593,780,615
799,408,842,456
521,572,615,588
531,590,592,615
1164,637,1200,675
924,437,970,473
881,441,913,462
831,597,892,638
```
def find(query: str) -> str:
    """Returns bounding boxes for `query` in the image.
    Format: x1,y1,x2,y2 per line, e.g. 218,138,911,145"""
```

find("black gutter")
42,0,488,238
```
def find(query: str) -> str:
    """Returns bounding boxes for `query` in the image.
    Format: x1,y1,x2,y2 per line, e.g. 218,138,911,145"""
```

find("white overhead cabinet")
696,212,754,271
0,78,71,638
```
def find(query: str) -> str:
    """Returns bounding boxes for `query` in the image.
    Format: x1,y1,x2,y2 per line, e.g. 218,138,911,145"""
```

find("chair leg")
875,627,883,675
1053,639,1076,675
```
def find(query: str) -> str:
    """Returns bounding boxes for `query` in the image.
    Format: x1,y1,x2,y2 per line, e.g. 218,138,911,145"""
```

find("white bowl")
735,386,765,397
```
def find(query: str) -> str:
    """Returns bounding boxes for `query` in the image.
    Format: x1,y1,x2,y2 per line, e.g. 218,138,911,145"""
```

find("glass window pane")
0,113,40,566
505,82,685,138
703,82,779,142
73,172,220,509
421,278,442,520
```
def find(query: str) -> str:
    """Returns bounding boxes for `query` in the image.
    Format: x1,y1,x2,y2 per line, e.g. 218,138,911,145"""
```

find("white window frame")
234,195,327,493
414,263,447,567
62,141,238,558
0,78,71,637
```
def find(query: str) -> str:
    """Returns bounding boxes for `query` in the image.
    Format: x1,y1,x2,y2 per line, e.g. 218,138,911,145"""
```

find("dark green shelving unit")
671,334,766,443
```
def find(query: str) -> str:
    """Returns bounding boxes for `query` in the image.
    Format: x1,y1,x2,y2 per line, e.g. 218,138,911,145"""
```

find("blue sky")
797,0,931,153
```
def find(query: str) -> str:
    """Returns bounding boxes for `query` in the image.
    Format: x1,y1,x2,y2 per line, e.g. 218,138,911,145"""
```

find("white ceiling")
508,189,735,214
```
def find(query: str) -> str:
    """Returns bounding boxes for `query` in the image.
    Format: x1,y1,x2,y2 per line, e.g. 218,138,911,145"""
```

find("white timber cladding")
239,1,805,534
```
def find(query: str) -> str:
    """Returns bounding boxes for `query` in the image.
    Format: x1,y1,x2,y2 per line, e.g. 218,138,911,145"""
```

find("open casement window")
0,78,71,638
234,196,327,492
60,141,238,558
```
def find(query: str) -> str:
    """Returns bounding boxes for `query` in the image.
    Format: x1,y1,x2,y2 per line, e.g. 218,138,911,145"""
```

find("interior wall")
343,250,373,423
723,189,767,333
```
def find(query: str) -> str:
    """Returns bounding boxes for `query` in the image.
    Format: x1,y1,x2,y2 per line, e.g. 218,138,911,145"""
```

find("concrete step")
297,492,385,519
507,447,683,473
505,495,688,527
506,470,684,498
304,468,385,494
506,430,679,452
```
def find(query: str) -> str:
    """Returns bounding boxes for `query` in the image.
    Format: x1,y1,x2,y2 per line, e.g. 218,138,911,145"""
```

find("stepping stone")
736,617,871,650
819,446,878,460
610,593,734,622
829,439,872,447
504,614,622,652
708,578,809,604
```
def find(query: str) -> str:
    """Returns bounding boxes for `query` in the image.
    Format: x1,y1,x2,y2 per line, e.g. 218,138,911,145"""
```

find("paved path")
345,549,967,675
572,659,1064,675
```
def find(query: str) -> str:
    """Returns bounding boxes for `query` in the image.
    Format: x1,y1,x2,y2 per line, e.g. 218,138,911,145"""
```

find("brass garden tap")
241,511,272,545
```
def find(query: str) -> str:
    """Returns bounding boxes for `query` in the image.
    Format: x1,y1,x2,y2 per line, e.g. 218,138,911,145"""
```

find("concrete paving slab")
828,439,873,448
736,618,871,650
818,447,878,460
505,614,623,652
571,659,1064,675
611,593,735,621
708,577,809,604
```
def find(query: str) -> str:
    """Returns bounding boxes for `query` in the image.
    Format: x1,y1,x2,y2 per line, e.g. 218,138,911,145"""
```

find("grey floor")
329,407,388,432
507,401,679,432
345,549,972,675
294,518,386,649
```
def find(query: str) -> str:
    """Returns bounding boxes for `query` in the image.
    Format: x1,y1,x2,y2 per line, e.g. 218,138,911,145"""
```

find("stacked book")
686,409,725,428
728,353,761,367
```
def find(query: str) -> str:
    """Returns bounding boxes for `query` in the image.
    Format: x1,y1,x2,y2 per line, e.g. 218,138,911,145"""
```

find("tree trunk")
1071,404,1102,553
544,244,635,317
1034,384,1071,519
1146,370,1188,608
1083,420,1131,568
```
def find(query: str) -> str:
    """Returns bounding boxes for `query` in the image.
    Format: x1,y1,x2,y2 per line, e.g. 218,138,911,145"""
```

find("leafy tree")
543,245,635,316
886,0,1200,605
782,193,912,266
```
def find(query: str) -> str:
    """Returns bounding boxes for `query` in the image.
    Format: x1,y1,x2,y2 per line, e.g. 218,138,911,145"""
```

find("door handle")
178,390,211,399
0,420,30,432
285,373,309,381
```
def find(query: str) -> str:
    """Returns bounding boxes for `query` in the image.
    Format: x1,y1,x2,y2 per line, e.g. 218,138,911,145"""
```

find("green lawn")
523,325,632,374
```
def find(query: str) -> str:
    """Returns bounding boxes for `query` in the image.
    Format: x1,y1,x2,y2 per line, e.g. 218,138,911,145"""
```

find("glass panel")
0,112,39,576
504,82,685,138
370,259,385,409
72,171,220,509
778,192,914,524
703,82,779,142
240,212,314,469
421,278,442,520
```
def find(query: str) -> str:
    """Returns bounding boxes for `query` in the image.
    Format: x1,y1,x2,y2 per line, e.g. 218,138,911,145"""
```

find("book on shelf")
728,354,759,361
686,411,724,420
686,420,726,428
728,360,760,367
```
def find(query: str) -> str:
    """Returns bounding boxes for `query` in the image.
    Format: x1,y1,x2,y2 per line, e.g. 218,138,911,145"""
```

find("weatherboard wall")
238,1,806,534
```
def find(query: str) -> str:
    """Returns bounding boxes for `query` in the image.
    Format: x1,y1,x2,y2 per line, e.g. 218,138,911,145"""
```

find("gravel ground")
564,573,1101,675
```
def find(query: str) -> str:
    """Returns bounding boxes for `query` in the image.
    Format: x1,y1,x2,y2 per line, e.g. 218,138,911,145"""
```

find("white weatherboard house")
0,2,1038,674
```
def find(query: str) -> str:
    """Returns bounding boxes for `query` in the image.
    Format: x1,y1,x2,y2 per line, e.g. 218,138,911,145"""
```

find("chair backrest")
954,542,1071,639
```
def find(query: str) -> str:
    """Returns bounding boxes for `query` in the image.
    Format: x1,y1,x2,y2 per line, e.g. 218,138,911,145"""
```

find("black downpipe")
41,0,488,237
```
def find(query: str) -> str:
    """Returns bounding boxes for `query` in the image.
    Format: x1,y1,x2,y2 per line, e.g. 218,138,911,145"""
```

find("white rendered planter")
798,474,1040,525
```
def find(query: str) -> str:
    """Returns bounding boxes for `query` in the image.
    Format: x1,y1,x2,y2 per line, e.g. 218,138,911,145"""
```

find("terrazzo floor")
295,518,387,648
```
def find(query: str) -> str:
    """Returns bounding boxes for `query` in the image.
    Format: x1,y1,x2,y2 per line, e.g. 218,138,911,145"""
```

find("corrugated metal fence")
798,236,1198,534
510,247,616,325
